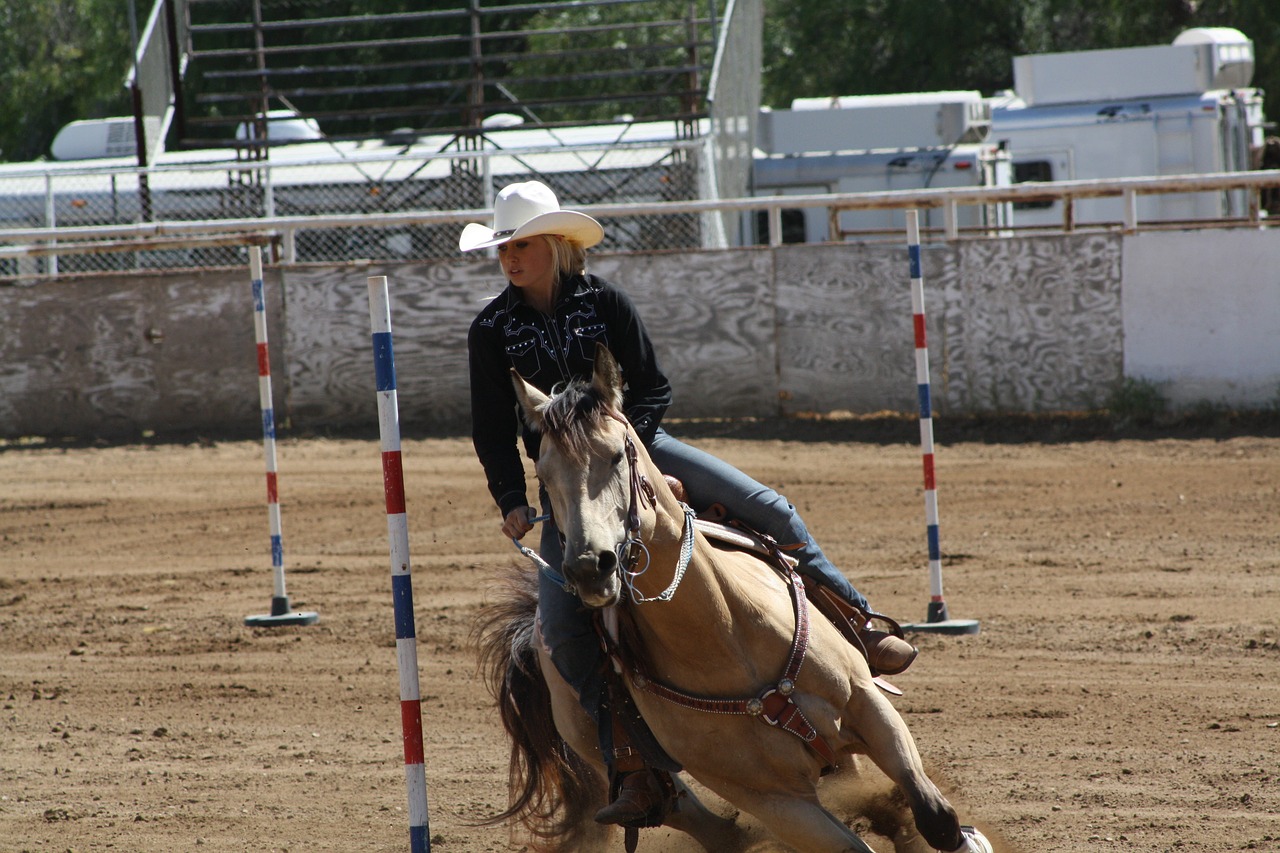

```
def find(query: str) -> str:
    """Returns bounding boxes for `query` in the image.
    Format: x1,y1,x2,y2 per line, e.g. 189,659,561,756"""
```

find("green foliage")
762,0,1024,105
0,0,133,161
4,0,1280,162
504,0,714,124
762,0,1280,127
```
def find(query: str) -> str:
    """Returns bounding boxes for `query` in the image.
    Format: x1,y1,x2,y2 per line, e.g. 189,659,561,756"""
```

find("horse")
475,347,992,853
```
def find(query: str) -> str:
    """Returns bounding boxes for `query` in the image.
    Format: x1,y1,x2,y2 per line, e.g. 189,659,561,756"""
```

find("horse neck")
623,437,812,691
627,497,785,684
628,451,745,632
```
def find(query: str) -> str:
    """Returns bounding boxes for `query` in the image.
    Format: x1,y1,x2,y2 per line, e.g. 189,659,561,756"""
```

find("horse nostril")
597,549,617,576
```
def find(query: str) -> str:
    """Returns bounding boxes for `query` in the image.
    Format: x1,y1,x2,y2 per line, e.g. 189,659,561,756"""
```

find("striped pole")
901,211,978,636
367,274,431,853
244,244,318,628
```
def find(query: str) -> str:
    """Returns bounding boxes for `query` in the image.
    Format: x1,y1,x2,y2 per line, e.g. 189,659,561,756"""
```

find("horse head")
512,346,638,608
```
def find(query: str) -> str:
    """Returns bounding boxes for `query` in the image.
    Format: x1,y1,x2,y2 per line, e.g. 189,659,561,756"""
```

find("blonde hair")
542,234,588,280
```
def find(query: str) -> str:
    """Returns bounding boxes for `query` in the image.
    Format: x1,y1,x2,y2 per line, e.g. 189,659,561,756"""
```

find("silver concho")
745,697,764,716
778,678,795,696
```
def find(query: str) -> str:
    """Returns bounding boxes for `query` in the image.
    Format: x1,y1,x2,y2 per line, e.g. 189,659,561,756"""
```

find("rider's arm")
468,311,531,520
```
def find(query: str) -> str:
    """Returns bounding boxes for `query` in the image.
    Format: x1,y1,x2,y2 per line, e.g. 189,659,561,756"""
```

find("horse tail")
473,570,601,850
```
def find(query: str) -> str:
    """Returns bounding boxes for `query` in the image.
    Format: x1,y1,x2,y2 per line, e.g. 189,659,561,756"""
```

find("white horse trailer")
751,144,1012,242
751,91,1013,242
990,27,1267,228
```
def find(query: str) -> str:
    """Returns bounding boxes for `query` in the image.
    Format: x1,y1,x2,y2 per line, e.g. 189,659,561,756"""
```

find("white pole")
901,211,979,635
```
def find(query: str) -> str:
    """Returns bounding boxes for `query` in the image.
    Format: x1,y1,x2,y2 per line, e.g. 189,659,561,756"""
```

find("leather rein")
602,410,839,770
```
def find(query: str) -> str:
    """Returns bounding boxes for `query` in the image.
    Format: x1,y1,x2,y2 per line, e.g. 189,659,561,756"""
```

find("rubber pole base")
902,600,980,635
901,618,980,635
244,610,319,627
245,596,318,627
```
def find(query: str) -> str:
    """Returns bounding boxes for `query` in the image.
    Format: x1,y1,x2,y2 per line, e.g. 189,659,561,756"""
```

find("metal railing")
180,0,721,148
0,129,706,276
2,169,1278,279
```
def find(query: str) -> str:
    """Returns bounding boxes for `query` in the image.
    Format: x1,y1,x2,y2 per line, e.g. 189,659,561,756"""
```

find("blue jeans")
536,428,870,745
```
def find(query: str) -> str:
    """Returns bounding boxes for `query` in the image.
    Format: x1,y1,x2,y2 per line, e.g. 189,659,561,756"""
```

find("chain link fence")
0,126,706,278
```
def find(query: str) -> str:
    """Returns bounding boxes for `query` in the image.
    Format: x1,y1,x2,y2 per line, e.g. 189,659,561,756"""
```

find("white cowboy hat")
458,181,604,252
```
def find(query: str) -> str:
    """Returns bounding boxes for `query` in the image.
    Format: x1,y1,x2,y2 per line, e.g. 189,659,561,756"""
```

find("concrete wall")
0,268,283,438
1,230,1275,439
1123,229,1280,408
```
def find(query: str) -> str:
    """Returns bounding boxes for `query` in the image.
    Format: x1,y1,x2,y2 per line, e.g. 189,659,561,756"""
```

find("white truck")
752,91,1013,242
989,27,1268,227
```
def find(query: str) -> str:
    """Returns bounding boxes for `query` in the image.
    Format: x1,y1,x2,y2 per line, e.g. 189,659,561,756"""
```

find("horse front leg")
663,777,750,852
847,686,966,852
692,773,879,853
536,646,615,852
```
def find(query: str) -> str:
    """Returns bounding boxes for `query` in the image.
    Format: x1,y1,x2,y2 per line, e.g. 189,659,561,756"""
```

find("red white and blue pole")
902,211,978,636
367,274,431,853
244,244,317,628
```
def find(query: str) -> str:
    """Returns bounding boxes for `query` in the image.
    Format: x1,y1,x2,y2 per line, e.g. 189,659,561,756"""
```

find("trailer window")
1012,160,1056,210
755,209,808,244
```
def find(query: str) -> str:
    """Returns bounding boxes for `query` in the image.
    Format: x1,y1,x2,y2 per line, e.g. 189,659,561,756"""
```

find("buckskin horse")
475,348,991,853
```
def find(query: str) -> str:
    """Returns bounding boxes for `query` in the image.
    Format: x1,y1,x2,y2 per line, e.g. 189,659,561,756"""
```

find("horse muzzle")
563,548,622,607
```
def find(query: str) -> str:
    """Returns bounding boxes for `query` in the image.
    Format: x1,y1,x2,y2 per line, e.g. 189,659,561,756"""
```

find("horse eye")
611,450,625,466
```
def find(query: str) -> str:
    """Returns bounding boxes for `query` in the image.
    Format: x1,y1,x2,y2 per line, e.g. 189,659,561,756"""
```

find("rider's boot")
593,767,668,826
593,715,677,827
803,577,918,675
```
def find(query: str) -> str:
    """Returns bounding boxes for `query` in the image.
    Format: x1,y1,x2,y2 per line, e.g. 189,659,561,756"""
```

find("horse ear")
511,369,550,430
590,344,624,411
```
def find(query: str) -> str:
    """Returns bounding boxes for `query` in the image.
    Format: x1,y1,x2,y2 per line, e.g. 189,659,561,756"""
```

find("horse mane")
537,379,611,464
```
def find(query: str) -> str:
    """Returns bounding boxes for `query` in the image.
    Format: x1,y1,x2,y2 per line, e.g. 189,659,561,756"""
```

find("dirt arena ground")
3,418,1278,853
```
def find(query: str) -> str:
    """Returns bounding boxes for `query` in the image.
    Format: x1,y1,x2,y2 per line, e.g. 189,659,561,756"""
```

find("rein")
510,512,566,588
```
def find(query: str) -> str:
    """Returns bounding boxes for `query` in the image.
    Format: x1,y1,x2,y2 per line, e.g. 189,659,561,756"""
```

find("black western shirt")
467,273,672,518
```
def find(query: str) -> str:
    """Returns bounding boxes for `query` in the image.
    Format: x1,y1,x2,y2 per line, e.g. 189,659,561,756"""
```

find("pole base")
245,596,318,627
245,610,319,627
902,618,980,635
901,599,980,635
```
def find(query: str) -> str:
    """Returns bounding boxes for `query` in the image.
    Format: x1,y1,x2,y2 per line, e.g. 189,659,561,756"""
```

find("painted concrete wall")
0,268,281,438
0,229,1274,440
1122,229,1280,408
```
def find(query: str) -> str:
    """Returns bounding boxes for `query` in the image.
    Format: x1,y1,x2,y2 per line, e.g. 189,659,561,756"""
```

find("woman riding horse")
463,180,919,826
488,346,992,852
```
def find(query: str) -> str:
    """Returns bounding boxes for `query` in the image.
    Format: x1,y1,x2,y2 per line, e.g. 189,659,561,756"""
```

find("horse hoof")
943,826,993,853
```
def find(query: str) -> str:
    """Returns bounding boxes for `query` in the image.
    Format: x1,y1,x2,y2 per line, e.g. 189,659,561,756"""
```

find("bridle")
515,408,696,605
603,411,836,767
605,409,697,604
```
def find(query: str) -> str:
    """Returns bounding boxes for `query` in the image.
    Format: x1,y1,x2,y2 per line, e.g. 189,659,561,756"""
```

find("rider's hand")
502,506,535,540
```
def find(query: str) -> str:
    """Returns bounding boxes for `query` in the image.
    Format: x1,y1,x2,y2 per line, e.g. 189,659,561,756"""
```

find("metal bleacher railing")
3,161,1279,281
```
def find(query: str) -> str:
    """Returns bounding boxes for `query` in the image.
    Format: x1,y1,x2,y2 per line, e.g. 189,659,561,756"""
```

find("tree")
4,0,1277,163
761,0,1279,129
504,0,716,125
762,0,1024,106
0,0,133,162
